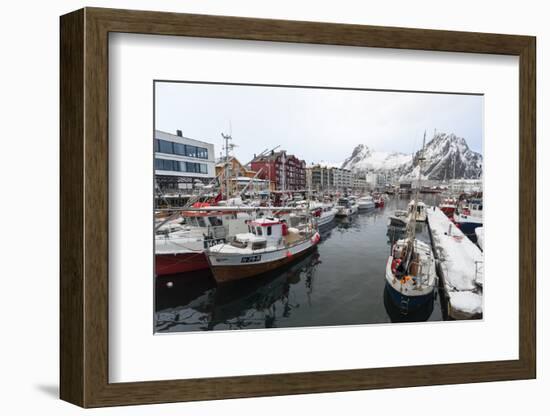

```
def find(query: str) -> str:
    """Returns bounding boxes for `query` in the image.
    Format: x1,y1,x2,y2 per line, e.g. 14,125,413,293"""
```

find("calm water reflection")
155,194,444,332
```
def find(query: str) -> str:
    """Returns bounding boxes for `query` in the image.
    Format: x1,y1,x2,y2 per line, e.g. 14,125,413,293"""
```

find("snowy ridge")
340,133,482,180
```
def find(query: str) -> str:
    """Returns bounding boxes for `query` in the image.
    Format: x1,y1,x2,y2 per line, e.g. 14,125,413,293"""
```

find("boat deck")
427,207,483,319
284,232,305,246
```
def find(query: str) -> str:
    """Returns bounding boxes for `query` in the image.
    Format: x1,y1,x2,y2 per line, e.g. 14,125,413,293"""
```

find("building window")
158,139,173,154
186,145,197,158
173,142,186,156
197,147,209,159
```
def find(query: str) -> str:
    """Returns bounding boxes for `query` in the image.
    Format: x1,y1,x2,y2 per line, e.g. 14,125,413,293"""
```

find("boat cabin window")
251,241,266,250
208,216,222,226
256,227,263,236
267,226,272,236
196,217,206,227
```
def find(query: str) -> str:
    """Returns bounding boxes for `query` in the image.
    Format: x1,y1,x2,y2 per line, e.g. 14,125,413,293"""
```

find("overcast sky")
155,81,483,165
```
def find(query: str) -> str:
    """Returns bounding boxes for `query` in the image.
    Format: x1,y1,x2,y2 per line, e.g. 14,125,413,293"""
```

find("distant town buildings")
306,163,358,191
251,150,306,191
154,129,215,192
449,178,483,194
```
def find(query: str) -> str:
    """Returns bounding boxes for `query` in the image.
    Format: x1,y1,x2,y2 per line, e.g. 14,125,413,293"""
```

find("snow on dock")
427,207,483,319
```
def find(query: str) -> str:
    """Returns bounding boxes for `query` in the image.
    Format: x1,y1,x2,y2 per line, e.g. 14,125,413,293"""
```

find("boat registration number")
203,238,225,249
241,255,261,263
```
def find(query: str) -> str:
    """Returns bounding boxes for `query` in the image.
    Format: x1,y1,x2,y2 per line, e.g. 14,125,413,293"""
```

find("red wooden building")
250,150,306,191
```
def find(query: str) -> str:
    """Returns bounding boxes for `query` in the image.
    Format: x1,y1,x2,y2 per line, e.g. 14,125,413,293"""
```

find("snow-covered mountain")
340,133,483,180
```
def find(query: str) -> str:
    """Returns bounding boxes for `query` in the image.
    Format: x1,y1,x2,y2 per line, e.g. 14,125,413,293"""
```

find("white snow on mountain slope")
340,133,482,180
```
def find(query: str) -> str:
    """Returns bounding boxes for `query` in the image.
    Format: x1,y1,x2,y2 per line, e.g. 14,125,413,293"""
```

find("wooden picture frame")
60,7,536,408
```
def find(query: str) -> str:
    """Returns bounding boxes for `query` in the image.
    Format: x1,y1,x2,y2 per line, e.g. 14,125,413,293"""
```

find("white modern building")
154,129,216,192
332,167,352,190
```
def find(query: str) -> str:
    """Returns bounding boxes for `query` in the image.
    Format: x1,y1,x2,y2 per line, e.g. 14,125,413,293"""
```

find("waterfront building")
251,150,306,191
352,172,368,191
154,129,215,192
307,164,334,191
332,167,352,191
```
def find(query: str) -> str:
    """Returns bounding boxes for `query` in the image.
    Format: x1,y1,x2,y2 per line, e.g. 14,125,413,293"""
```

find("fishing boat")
155,210,252,276
357,195,375,210
453,198,483,241
387,209,409,228
311,202,338,227
385,132,437,312
335,197,358,217
206,217,321,284
408,200,427,222
439,196,458,219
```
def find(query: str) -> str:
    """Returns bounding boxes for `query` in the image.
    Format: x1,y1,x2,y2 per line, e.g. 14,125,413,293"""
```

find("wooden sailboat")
385,132,437,312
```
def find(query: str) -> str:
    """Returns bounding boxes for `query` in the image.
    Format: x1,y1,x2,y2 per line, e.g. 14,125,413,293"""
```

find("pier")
427,207,483,319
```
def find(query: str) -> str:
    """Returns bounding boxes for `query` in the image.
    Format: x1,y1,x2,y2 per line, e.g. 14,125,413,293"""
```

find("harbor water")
155,194,445,333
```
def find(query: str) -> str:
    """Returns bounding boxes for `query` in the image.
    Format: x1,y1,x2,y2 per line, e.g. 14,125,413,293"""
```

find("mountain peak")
341,132,482,180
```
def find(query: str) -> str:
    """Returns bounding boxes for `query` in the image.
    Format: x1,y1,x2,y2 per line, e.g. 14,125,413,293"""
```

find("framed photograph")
60,7,536,407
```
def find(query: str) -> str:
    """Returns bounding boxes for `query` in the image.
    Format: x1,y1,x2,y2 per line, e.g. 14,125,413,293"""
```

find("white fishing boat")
387,209,409,228
310,202,338,227
335,197,358,217
408,200,427,222
206,217,321,284
357,195,375,210
385,132,437,312
454,198,483,241
155,210,252,276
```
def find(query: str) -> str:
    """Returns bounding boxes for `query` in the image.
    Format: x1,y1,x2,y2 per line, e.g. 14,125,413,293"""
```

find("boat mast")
403,131,426,269
221,124,234,201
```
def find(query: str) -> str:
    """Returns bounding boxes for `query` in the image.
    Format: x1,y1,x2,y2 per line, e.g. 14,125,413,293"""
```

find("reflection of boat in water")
383,285,434,322
209,251,321,328
155,250,321,331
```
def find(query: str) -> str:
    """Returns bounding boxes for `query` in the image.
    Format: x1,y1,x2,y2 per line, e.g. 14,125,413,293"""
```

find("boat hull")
155,252,210,276
455,220,482,241
316,212,336,227
384,243,436,312
358,203,375,210
208,233,320,284
384,281,434,311
388,216,407,228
